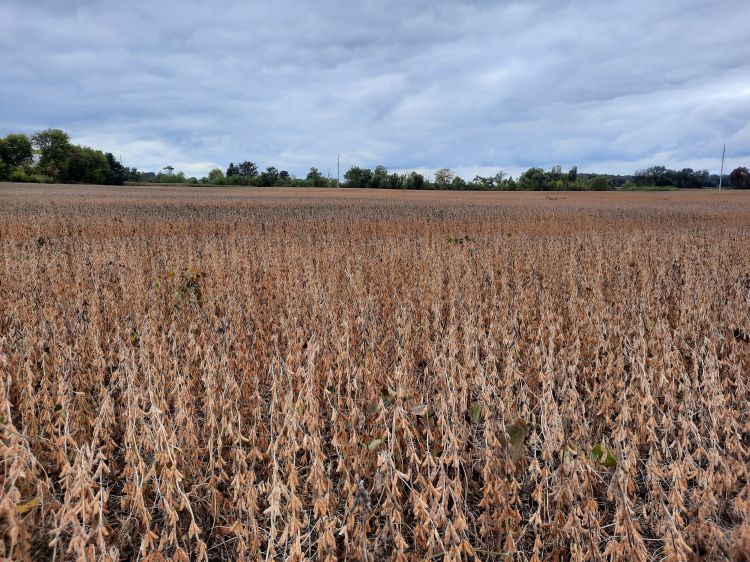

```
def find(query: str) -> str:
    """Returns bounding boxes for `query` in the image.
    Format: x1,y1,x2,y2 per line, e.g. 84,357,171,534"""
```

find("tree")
568,166,578,184
371,165,389,189
634,165,671,187
306,167,328,187
518,167,551,191
258,166,280,186
730,167,750,189
343,166,373,189
388,173,403,189
226,162,239,177
237,161,258,177
403,171,425,190
279,170,290,182
64,146,110,183
502,177,517,191
163,165,175,175
0,133,33,169
105,153,128,185
434,168,455,189
207,168,225,183
471,175,494,190
588,175,611,191
32,128,71,178
451,176,467,190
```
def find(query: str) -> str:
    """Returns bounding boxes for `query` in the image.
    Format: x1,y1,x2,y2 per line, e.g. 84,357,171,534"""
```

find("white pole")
718,144,725,189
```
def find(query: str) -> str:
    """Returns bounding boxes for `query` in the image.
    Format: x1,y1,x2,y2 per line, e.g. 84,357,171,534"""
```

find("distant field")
2,183,749,561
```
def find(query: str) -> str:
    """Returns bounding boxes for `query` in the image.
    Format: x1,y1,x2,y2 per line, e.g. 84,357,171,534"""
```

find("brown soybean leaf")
507,419,529,463
411,403,430,416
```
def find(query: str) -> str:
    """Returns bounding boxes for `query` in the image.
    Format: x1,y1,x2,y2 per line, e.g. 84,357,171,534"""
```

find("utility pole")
718,144,725,190
337,154,340,188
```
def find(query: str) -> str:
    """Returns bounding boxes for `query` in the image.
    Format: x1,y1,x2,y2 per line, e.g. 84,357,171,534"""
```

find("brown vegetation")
1,183,750,561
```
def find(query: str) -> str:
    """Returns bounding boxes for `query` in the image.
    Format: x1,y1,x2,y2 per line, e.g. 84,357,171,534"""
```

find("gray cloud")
1,0,748,178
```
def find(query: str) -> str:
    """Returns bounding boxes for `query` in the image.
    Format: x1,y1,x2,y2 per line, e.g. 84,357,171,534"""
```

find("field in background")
2,183,750,561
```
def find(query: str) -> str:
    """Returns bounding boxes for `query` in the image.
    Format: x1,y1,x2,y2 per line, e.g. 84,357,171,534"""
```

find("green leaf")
16,497,40,514
591,443,617,468
603,450,617,468
295,402,305,415
368,438,383,451
590,443,604,462
469,404,482,424
53,403,62,412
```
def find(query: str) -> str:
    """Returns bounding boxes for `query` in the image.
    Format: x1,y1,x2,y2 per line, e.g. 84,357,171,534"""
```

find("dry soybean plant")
1,184,749,561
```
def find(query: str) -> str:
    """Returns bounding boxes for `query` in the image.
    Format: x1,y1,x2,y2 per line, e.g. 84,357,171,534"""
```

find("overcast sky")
1,0,749,179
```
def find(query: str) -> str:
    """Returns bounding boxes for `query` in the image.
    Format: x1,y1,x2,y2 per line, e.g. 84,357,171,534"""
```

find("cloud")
1,0,749,178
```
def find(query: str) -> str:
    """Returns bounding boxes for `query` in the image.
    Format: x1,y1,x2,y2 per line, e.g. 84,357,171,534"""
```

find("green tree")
226,162,239,177
371,165,389,189
343,166,373,189
64,146,110,183
306,167,328,186
32,128,71,178
502,177,517,191
0,133,33,169
238,161,258,177
434,168,455,189
451,176,467,190
634,165,671,187
518,167,551,191
471,175,494,190
730,167,750,189
105,153,128,185
403,171,425,190
568,166,578,184
388,173,403,189
207,168,225,183
588,175,611,191
258,166,280,186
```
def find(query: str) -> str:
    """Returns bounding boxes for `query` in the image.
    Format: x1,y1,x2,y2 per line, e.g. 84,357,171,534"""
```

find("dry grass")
1,183,749,561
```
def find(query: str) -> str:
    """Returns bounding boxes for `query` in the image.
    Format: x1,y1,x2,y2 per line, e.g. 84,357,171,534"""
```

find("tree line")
0,129,128,185
149,162,748,190
3,128,749,189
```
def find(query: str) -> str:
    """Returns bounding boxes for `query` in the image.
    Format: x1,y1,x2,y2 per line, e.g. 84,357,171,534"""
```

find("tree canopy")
0,128,131,184
730,167,750,189
0,127,742,191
